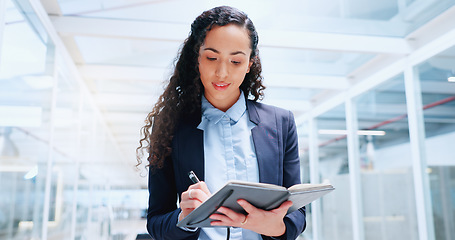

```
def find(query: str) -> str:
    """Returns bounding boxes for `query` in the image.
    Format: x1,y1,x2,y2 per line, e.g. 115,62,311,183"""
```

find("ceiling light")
357,130,386,136
318,129,386,136
448,77,455,82
24,165,38,179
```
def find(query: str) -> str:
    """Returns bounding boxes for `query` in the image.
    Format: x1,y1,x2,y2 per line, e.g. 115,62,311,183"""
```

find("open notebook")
177,180,334,228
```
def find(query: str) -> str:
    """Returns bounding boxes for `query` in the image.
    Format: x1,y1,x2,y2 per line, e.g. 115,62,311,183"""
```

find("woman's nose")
215,62,228,78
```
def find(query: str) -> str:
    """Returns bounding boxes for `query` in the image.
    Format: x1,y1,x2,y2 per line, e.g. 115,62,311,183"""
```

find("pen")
188,171,200,184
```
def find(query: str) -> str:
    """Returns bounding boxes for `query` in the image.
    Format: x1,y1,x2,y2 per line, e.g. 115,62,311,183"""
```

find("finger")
279,200,293,209
179,198,200,209
237,199,257,214
209,213,232,226
188,181,211,195
182,191,197,202
216,207,247,225
271,200,293,214
188,189,210,202
198,181,211,195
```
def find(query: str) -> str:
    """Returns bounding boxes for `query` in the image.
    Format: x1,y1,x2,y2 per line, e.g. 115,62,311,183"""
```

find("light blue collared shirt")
196,92,261,240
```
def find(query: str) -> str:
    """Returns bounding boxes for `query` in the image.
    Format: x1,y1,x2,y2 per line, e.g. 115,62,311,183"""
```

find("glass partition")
417,46,455,240
47,60,82,239
316,104,353,240
76,99,97,239
296,121,311,238
0,0,55,239
354,74,419,239
298,121,311,184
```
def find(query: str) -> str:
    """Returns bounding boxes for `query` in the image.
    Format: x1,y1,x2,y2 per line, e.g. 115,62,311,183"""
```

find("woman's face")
198,24,253,112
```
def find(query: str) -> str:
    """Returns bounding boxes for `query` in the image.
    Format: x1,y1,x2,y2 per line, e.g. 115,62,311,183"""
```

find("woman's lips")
212,82,230,91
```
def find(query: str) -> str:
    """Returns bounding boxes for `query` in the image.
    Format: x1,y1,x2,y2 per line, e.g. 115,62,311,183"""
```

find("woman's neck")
205,90,241,112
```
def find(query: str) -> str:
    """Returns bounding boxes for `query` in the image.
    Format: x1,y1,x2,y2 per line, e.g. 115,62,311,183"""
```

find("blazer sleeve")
146,156,201,240
262,110,306,240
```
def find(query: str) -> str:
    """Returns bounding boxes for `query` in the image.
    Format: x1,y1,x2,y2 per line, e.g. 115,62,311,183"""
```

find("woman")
137,6,306,240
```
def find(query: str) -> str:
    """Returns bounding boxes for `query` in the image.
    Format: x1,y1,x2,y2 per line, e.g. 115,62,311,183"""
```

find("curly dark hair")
136,6,265,170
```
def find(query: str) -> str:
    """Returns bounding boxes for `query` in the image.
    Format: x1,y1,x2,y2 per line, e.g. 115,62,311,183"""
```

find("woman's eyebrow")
203,47,246,55
230,51,246,55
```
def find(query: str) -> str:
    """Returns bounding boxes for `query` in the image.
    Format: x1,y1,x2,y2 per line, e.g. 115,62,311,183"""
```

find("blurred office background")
0,0,454,239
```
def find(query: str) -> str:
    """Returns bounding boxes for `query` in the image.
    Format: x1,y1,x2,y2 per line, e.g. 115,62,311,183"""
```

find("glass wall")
316,104,353,240
301,41,455,240
46,59,81,239
300,45,455,240
417,47,455,240
0,1,140,240
354,74,419,239
297,121,312,239
0,0,54,239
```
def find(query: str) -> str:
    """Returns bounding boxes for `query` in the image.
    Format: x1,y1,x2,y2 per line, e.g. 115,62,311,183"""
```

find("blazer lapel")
247,100,280,185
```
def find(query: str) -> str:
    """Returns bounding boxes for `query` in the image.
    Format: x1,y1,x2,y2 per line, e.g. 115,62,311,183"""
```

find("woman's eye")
231,61,241,64
207,57,217,61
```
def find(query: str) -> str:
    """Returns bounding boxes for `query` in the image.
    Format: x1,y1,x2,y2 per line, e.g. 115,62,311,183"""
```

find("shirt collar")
198,91,246,129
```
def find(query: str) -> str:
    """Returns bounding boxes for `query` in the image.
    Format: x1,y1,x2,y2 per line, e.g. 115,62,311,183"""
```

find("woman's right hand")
179,182,211,221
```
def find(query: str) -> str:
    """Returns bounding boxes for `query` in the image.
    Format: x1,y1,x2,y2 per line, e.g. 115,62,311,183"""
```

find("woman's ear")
247,59,254,73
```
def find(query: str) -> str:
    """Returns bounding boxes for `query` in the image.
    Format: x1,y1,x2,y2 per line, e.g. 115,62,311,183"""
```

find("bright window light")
0,106,42,127
319,129,386,136
24,165,38,179
448,77,455,82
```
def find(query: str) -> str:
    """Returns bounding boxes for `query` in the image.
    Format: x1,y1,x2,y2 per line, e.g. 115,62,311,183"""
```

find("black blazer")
147,99,306,240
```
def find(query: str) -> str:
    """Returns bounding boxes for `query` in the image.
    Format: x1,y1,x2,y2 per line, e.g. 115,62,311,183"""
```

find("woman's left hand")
209,200,293,237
